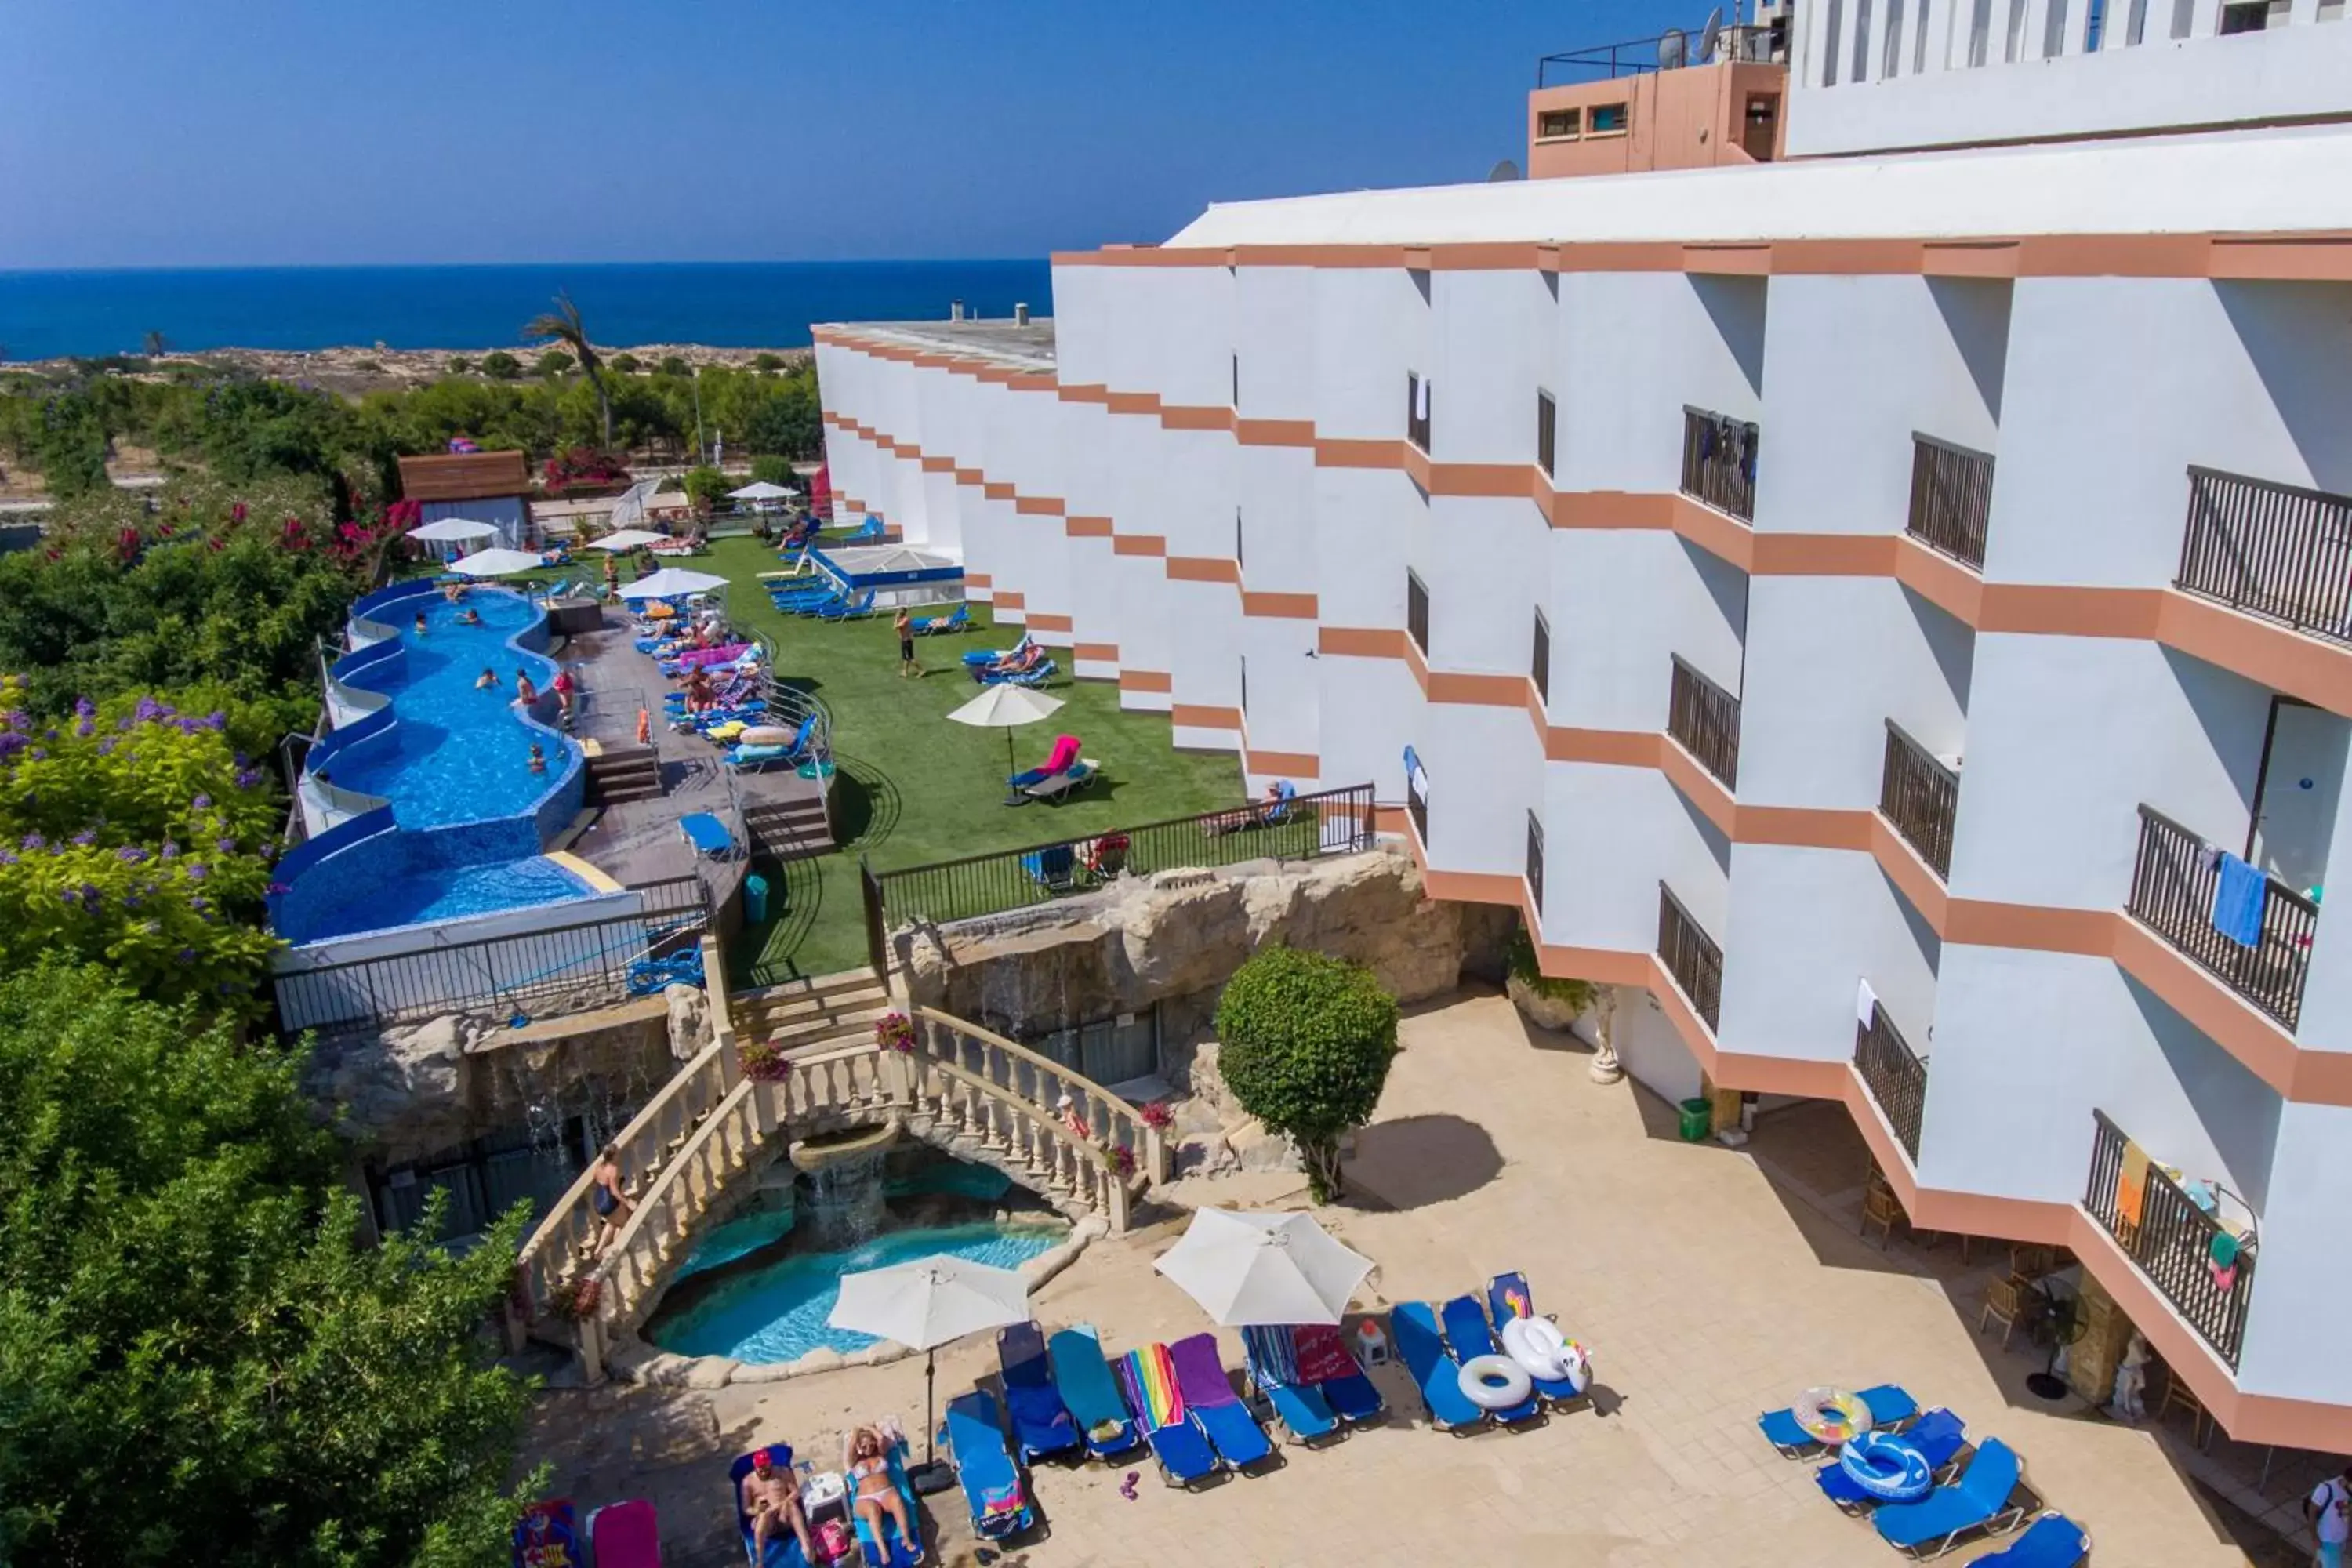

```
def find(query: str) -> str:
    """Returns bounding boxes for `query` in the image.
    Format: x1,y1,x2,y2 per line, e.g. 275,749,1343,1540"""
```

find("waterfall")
798,1149,888,1247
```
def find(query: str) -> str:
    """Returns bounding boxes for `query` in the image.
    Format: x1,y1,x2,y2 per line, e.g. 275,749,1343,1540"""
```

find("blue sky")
0,0,1710,268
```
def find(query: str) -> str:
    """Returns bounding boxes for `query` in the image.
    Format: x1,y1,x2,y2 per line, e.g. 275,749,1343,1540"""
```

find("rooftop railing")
1853,1000,1929,1165
1537,24,1778,84
1668,655,1742,790
2176,466,2352,645
1682,406,1759,523
1879,721,1959,880
2084,1109,2256,1369
1657,882,1724,1032
2127,805,2316,1031
1907,434,1994,571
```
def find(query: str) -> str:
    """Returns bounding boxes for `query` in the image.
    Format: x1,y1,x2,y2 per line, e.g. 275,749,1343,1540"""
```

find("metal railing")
871,783,1378,930
1879,721,1959,880
1681,406,1759,523
1406,372,1432,452
1907,434,1995,570
2176,466,2352,645
2084,1109,2257,1368
2127,805,2317,1031
1657,883,1724,1032
1525,809,1546,920
271,876,710,1034
1668,655,1741,789
1537,23,1778,83
1853,1000,1929,1164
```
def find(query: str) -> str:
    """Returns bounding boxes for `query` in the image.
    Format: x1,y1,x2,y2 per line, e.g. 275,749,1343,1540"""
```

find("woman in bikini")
845,1426,918,1558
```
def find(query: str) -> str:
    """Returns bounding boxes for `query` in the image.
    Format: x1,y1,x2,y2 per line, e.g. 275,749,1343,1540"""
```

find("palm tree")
142,329,168,358
524,292,612,451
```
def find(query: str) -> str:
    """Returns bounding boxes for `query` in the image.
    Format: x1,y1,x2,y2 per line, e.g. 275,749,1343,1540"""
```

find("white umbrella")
448,546,548,578
618,567,729,600
948,684,1065,800
586,528,668,552
829,1255,1032,1479
728,480,797,500
408,517,500,543
1153,1209,1375,1327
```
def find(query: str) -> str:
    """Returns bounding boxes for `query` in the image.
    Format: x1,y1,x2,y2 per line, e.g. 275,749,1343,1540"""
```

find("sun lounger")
728,1450,815,1568
963,633,1036,670
1392,1301,1486,1433
996,1322,1083,1464
1046,1325,1145,1460
1860,1383,1922,1432
1022,844,1079,891
1872,1439,2034,1559
1008,734,1080,790
847,1434,921,1568
1022,758,1096,804
585,1499,662,1568
678,812,732,858
1166,1334,1275,1471
819,590,877,622
1761,1381,1918,1457
1483,1272,1589,1408
1240,1325,1341,1445
911,605,970,635
1813,1408,1970,1515
1112,1344,1219,1487
944,1390,1036,1541
1439,1294,1542,1426
1290,1323,1385,1425
1976,1513,2091,1566
979,659,1056,688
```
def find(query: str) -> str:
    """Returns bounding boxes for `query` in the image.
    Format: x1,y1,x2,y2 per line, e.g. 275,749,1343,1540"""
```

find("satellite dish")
1698,7,1725,61
1659,27,1688,69
1486,158,1523,183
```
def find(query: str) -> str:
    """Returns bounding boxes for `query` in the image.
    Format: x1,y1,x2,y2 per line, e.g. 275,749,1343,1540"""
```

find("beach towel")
1293,1323,1357,1385
1242,1324,1300,1385
2117,1138,2151,1229
1116,1345,1186,1426
2212,853,2267,947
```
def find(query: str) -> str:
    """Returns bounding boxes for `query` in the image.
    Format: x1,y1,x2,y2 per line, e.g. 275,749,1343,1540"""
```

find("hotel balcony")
1907,433,1994,572
1657,882,1724,1032
1853,998,1929,1165
2127,805,2318,1032
1680,406,1759,523
1668,655,1742,790
2083,1109,2258,1370
1878,721,1959,880
2176,465,2352,646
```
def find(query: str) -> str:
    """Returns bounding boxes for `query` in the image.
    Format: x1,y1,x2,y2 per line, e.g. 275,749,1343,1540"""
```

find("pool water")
647,1221,1068,1364
289,847,593,940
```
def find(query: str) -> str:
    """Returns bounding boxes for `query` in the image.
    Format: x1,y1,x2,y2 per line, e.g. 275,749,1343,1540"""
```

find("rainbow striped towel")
1115,1345,1187,1428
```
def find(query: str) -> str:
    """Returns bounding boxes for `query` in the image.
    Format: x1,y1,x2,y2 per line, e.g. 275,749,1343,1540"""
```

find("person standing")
586,1144,633,1258
2310,1464,2350,1568
894,607,921,679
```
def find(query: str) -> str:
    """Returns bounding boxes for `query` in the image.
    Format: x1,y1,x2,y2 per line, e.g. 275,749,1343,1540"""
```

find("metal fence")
2127,805,2316,1031
1907,434,1995,570
1657,882,1723,1032
1680,406,1759,523
2176,466,2352,644
2085,1109,2257,1368
1853,1000,1929,1164
871,784,1378,930
273,876,710,1035
1668,655,1741,789
1879,721,1959,880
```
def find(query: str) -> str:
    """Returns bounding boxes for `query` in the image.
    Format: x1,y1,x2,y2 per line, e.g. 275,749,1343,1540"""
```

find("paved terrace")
815,317,1057,372
518,991,2267,1566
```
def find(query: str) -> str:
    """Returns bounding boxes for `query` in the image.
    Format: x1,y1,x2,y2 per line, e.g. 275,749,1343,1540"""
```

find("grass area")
699,537,1249,985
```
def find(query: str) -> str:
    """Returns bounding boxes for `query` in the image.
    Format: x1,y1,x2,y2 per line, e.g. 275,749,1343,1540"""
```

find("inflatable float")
1501,1315,1591,1394
1838,1429,1934,1501
1458,1355,1533,1411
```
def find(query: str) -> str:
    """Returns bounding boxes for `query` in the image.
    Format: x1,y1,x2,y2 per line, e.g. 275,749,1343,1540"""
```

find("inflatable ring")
738,724,795,746
1459,1355,1533,1412
1838,1430,1933,1502
1501,1316,1592,1394
1791,1386,1874,1446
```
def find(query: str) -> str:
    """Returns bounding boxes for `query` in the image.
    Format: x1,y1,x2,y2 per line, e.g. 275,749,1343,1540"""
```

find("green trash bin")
1678,1096,1713,1142
744,873,771,926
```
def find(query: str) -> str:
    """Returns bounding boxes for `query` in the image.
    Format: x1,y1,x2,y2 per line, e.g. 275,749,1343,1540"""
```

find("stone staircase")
583,743,663,804
743,796,835,862
731,970,891,1054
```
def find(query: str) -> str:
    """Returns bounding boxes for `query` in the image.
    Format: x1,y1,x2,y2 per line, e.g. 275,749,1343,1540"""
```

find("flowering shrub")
546,1275,602,1321
1111,1146,1137,1178
543,447,631,495
738,1038,789,1082
1138,1100,1174,1131
875,1011,916,1054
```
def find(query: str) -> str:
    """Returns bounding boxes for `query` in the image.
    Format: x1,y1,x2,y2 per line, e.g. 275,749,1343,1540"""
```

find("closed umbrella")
829,1254,1033,1486
947,684,1064,803
1153,1209,1375,1326
586,528,668,552
407,517,501,543
448,546,548,578
618,567,729,600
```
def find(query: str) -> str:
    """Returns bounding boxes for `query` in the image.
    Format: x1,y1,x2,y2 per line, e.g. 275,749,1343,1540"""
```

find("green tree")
1214,946,1400,1201
533,348,574,379
680,463,731,514
524,292,612,449
0,961,539,1568
740,369,820,459
480,350,521,381
445,354,475,375
750,454,796,488
608,351,642,374
751,352,784,372
657,354,690,378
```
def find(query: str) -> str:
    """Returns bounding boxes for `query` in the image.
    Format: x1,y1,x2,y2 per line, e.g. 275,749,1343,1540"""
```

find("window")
2217,0,2272,29
1525,811,1546,918
1824,0,1846,80
2043,0,2071,54
1406,372,1432,452
1537,107,1580,140
1239,655,1248,716
1588,103,1628,134
1531,608,1552,703
1406,570,1430,657
1969,0,1993,64
1230,353,1239,408
1536,390,1557,477
1235,507,1244,569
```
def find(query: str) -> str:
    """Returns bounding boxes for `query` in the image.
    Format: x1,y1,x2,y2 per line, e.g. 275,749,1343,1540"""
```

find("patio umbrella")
448,546,548,578
586,528,668,552
946,684,1064,802
407,516,501,543
618,566,729,600
728,480,797,501
829,1254,1032,1483
1153,1209,1375,1327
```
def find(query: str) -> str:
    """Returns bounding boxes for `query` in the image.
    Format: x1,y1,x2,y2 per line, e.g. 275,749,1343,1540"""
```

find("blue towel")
2212,852,2267,947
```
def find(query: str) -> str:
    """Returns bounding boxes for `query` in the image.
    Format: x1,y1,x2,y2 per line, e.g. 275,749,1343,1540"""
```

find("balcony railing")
1668,655,1741,789
1525,809,1546,918
1907,434,1994,570
1657,883,1723,1032
2176,466,2352,645
1879,721,1959,880
2128,805,2317,1031
1853,1000,1929,1164
1681,407,1759,523
1406,372,1432,453
2084,1109,2257,1369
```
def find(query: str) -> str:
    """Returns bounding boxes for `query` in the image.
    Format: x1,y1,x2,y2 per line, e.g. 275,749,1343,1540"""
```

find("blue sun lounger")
1874,1439,2034,1559
1439,1294,1542,1426
1760,1382,1921,1456
849,1436,922,1568
1483,1272,1588,1407
1977,1513,2091,1567
679,812,732,859
1167,1333,1275,1472
995,1322,1082,1464
1814,1408,1970,1515
1239,1325,1341,1445
944,1389,1036,1541
1045,1325,1145,1461
911,605,970,635
1392,1301,1486,1433
1112,1345,1219,1488
728,1449,815,1568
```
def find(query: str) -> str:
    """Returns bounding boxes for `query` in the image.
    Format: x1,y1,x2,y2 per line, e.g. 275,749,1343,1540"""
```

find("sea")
0,259,1056,361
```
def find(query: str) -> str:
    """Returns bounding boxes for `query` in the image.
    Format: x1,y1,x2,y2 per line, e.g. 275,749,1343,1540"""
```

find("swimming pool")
645,1220,1069,1364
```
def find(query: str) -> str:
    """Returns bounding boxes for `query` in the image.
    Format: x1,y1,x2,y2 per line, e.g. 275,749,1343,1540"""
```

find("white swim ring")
1501,1316,1592,1393
738,724,795,746
1458,1354,1533,1412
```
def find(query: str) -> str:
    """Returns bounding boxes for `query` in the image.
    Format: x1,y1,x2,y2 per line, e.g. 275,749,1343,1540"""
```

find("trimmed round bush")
1214,946,1400,1202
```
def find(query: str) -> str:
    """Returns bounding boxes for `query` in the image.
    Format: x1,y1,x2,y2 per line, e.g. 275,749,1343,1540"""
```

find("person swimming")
474,668,499,690
528,742,546,774
412,612,428,636
456,607,483,626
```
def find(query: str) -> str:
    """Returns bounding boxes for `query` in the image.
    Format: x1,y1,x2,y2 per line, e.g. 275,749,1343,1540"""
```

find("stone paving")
519,989,2267,1566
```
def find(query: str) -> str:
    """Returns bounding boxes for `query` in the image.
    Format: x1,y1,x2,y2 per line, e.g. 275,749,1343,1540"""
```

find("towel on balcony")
2212,852,2268,948
1856,978,1880,1030
2116,1139,2151,1230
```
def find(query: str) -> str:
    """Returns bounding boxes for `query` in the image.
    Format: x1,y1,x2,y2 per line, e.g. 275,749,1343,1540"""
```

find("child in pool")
412,612,428,636
475,668,499,690
457,607,483,626
528,742,546,775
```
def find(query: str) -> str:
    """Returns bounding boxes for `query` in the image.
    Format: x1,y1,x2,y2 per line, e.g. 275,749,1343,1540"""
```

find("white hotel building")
816,13,2352,1451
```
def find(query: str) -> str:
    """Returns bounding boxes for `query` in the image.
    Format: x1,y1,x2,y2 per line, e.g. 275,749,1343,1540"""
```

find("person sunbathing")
846,1428,918,1558
1207,781,1287,836
739,1447,818,1565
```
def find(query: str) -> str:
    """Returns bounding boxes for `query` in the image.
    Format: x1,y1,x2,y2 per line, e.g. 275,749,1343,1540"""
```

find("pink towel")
1043,734,1080,774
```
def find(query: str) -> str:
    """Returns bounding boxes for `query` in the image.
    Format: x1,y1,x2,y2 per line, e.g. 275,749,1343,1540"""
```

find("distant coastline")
5,342,810,400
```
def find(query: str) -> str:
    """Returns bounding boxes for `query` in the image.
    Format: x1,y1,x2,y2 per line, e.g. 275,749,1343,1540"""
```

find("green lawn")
702,538,1247,984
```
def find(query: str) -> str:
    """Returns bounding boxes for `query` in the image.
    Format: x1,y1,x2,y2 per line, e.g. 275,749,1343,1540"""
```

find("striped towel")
1115,1345,1186,1428
1242,1324,1301,1387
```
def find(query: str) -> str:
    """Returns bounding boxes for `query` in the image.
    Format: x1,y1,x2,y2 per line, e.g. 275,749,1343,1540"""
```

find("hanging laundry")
2212,852,2268,948
1855,977,1880,1030
2115,1139,2151,1229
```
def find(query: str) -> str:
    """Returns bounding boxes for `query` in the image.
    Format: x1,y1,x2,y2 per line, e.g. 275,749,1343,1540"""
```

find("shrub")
481,350,522,380
609,351,642,374
533,348,574,378
657,354,691,378
750,454,796,488
680,464,731,514
1506,924,1598,1012
542,445,631,496
752,352,784,372
1214,946,1399,1202
446,354,475,374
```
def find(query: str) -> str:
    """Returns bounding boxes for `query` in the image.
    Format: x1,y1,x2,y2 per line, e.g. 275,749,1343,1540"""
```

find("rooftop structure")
1527,16,1790,179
